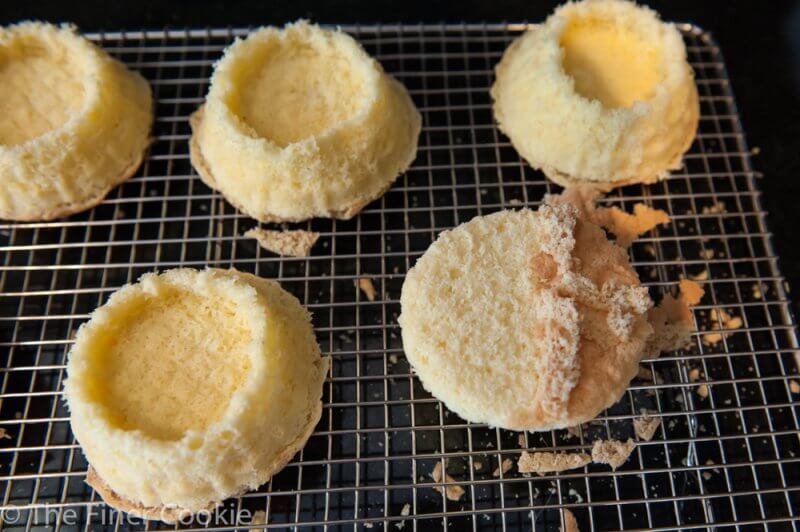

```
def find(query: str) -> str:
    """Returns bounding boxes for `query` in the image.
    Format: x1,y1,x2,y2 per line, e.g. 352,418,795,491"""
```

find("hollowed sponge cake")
64,268,328,521
0,22,152,220
491,0,698,190
399,202,654,431
190,21,421,222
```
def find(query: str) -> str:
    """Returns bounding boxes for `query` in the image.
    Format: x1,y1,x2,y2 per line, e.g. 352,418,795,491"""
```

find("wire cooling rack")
0,23,798,532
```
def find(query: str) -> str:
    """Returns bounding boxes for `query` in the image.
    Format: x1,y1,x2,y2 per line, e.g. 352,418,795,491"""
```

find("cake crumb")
699,249,715,260
643,244,656,256
518,434,526,447
562,508,579,532
493,458,514,477
251,510,267,525
508,198,523,206
389,354,399,364
473,460,483,470
595,203,670,248
396,503,411,528
517,451,591,474
566,425,583,438
636,366,654,381
703,308,743,345
752,284,763,299
688,368,702,382
0,428,10,440
697,384,709,398
689,269,709,281
357,277,378,301
646,279,705,355
702,202,726,214
431,462,465,501
633,416,661,441
365,523,374,529
790,380,800,394
591,439,636,470
244,228,320,257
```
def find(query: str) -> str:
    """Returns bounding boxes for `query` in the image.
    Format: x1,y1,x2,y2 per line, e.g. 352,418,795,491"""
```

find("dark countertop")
5,0,800,317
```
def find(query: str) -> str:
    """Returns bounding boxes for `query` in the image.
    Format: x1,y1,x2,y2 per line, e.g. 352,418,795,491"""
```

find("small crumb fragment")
357,277,378,301
389,354,399,364
633,416,661,442
643,244,656,256
0,428,10,440
566,425,583,438
752,284,763,299
702,202,726,214
517,451,591,474
595,203,671,248
688,368,701,382
751,146,761,155
790,380,800,394
493,458,514,477
365,523,374,529
518,434,526,447
646,279,705,355
508,198,523,206
431,462,465,501
244,228,320,257
702,471,712,481
473,460,483,470
636,366,653,381
689,269,709,281
562,508,579,532
591,439,636,470
703,308,743,346
697,384,709,398
699,249,715,260
396,503,411,528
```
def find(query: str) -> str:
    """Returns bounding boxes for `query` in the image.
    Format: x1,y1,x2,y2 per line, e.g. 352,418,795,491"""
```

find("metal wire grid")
0,22,797,532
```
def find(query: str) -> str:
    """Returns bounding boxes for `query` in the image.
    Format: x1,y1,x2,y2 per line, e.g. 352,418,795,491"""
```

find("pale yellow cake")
0,22,152,220
64,268,328,522
491,0,698,190
399,202,653,431
190,21,421,222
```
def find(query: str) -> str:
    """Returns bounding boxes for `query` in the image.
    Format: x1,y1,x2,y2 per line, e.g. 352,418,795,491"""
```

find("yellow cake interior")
560,17,662,109
227,42,370,147
0,36,88,146
83,287,252,441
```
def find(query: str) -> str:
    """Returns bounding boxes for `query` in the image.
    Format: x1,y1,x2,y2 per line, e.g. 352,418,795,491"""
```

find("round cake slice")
190,20,421,222
64,268,328,522
0,22,152,220
491,0,698,190
399,203,654,431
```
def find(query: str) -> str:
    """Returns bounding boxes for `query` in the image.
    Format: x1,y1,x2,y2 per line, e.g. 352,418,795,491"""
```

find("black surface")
4,0,799,316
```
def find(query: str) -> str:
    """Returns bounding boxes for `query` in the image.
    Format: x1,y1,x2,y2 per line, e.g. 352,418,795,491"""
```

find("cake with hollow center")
399,201,654,431
190,21,421,222
491,0,698,190
0,22,152,220
64,268,328,522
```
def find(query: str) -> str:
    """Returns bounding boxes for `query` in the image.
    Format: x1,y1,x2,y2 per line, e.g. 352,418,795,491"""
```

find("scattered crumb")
395,503,411,528
702,471,712,481
751,146,761,155
752,284,763,299
365,523,374,529
562,508,579,532
244,228,320,257
697,384,710,398
0,428,10,440
518,434,526,447
702,202,726,214
595,203,671,248
508,198,523,206
646,279,705,355
566,425,583,438
643,244,656,256
703,308,743,345
688,368,701,382
689,269,709,281
699,249,715,260
636,366,654,381
633,416,661,441
790,380,800,394
591,439,636,470
473,460,483,470
251,510,267,525
389,354,399,364
568,488,584,503
431,462,465,501
517,451,591,474
493,458,514,477
357,277,378,301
